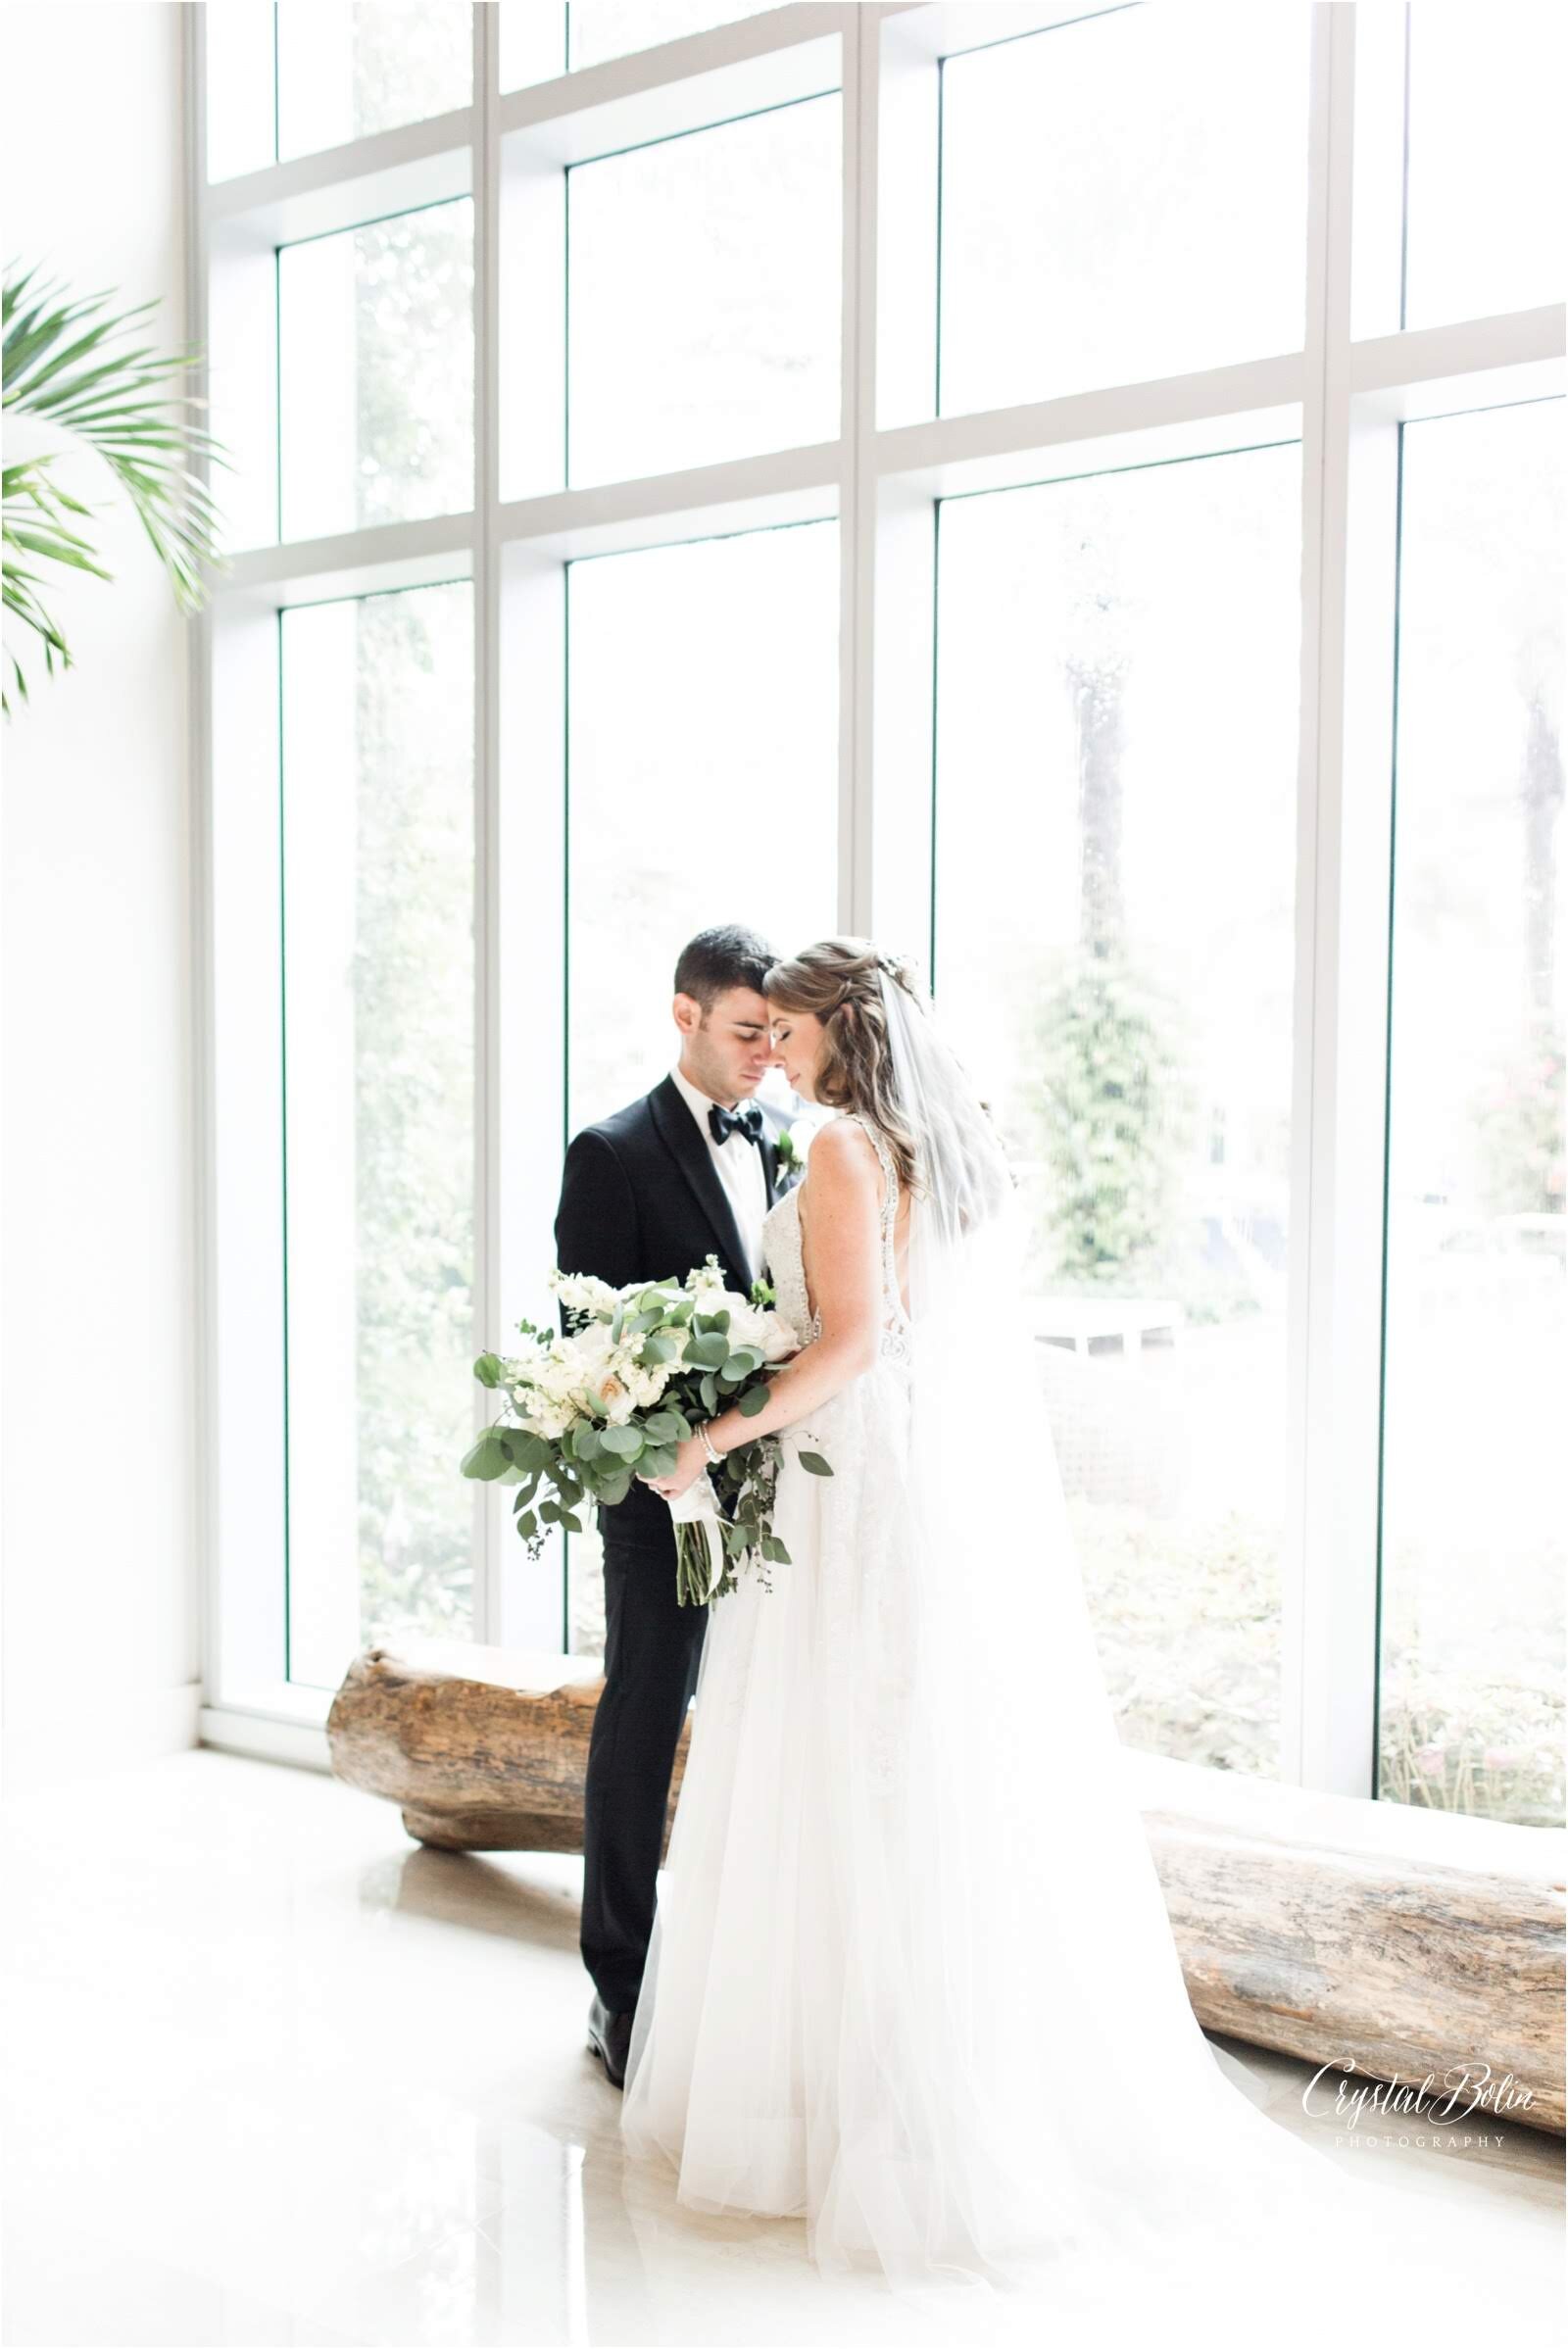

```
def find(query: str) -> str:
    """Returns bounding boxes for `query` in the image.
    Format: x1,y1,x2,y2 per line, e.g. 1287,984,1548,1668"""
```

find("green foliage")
348,586,475,1647
2,257,235,716
1471,1014,1566,1218
1071,1497,1281,1777
1379,1668,1563,1828
1027,948,1194,1288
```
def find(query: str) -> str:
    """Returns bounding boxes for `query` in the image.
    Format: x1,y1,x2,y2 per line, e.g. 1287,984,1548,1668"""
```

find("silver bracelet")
699,1424,722,1466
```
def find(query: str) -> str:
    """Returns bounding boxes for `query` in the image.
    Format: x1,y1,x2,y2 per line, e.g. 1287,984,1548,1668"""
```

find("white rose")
719,1298,795,1362
754,1310,798,1364
597,1375,636,1426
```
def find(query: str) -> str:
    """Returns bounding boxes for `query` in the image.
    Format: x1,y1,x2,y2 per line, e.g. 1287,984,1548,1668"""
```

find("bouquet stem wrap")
666,1474,725,1606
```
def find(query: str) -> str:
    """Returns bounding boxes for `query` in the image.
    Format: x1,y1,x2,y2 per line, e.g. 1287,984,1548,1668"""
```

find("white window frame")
184,4,1565,1793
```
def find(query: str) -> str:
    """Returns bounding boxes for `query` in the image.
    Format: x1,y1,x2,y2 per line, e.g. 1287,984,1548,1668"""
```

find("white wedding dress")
619,1065,1549,2327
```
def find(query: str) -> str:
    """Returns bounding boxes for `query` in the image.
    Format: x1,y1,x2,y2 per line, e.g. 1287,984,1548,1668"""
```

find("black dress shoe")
586,1990,634,2089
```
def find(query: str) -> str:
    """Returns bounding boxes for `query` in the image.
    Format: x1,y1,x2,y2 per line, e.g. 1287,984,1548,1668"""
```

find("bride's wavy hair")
763,937,925,1196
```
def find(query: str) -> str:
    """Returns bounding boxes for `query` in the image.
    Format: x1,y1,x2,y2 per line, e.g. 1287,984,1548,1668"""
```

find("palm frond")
2,255,236,718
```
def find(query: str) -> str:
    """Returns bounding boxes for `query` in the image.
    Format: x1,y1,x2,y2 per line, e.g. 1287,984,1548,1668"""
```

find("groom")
554,924,801,2087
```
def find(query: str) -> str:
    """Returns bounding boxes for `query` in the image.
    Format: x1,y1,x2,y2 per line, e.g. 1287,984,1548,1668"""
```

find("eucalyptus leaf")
501,1428,551,1473
460,1431,511,1481
799,1451,833,1477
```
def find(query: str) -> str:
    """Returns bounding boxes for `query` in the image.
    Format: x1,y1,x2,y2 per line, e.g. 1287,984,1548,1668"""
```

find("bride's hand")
639,1432,710,1501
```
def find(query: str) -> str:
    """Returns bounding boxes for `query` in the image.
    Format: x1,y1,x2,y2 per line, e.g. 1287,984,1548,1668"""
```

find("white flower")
561,1320,646,1422
754,1311,798,1364
625,1359,675,1408
720,1297,796,1362
547,1269,620,1319
522,1397,575,1442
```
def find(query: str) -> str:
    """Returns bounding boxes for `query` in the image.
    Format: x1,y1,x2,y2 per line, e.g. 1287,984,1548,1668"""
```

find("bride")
618,938,1536,2323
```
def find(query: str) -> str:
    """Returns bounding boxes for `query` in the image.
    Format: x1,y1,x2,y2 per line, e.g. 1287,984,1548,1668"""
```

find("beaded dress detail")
760,1109,912,1362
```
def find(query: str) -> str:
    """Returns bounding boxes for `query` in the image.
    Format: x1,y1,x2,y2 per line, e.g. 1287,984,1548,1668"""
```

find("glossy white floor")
1,1747,1560,2349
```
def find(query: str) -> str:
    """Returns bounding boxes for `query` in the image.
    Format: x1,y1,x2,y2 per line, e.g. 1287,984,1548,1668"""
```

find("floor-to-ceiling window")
194,3,1564,1824
1377,398,1564,1827
934,442,1303,1777
279,582,476,1684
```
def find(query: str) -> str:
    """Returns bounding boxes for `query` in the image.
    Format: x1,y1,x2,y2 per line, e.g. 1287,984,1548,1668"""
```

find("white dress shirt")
668,1061,769,1285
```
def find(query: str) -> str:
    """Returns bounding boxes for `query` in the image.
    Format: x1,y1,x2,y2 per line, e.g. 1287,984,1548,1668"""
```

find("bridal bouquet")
461,1257,831,1605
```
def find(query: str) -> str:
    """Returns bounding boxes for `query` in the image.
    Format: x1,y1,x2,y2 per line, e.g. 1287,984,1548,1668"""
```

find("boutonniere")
769,1124,806,1197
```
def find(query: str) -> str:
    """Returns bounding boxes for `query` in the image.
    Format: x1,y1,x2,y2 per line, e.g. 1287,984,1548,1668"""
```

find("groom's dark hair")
673,924,777,1012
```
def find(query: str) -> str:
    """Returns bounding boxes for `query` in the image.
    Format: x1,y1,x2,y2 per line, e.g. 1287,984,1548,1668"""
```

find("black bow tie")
708,1101,764,1149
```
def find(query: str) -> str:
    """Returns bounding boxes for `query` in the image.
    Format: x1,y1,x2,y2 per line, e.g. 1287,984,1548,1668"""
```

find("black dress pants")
580,1523,709,2015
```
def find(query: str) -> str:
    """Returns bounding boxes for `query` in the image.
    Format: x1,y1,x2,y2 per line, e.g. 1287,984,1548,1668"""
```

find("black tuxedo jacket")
554,1074,800,1545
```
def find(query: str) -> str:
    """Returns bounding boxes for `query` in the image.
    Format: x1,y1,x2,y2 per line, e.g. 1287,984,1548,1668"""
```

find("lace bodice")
761,1111,913,1366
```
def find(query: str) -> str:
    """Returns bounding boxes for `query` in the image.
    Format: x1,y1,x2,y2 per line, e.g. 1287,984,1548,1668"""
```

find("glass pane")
934,445,1303,1775
564,521,840,1651
566,96,840,487
500,4,783,86
939,6,1310,416
278,200,474,540
570,3,780,71
1404,8,1566,330
500,1,565,89
206,0,276,182
277,0,471,162
281,582,474,1688
1378,400,1566,1829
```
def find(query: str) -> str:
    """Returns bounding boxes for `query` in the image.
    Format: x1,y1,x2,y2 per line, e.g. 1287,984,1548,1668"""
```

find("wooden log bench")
327,1639,1565,2133
326,1639,686,1859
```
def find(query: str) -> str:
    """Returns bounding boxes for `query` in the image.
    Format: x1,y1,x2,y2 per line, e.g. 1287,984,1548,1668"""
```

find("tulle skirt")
618,1363,1553,2333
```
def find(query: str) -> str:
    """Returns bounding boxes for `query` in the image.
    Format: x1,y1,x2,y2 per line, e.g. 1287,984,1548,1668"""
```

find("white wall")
1,4,200,1786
